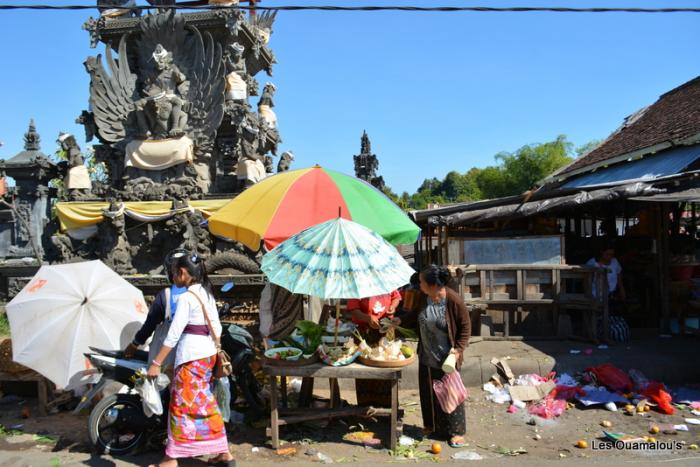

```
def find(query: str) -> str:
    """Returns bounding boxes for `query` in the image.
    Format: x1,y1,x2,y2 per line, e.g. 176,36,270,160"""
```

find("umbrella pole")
334,301,340,346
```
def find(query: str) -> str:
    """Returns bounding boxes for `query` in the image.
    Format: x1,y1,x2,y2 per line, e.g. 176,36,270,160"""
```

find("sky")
0,1,699,194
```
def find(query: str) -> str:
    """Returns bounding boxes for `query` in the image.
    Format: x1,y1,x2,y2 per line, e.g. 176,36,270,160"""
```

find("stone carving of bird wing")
87,35,138,144
185,27,225,156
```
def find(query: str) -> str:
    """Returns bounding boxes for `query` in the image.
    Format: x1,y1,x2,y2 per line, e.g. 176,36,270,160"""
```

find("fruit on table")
647,437,657,443
576,440,588,449
400,345,414,358
601,420,612,428
431,442,442,454
650,425,660,434
624,404,636,414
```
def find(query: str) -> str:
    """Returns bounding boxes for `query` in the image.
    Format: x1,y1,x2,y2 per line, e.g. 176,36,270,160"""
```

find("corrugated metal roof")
561,144,700,189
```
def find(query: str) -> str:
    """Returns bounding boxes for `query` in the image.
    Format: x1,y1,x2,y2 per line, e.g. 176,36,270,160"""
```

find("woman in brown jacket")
397,265,470,447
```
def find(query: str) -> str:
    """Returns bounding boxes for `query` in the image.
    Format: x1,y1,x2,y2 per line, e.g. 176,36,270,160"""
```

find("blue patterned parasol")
261,217,415,300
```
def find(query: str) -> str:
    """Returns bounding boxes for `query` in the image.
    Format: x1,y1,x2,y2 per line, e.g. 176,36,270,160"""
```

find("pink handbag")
432,370,467,414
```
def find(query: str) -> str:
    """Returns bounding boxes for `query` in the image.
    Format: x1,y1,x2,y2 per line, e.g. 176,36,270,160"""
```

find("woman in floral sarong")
147,252,235,467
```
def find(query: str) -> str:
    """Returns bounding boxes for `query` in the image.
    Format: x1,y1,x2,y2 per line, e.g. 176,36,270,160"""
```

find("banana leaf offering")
282,320,324,355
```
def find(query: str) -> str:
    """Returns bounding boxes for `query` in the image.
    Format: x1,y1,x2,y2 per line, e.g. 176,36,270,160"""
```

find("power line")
0,4,699,14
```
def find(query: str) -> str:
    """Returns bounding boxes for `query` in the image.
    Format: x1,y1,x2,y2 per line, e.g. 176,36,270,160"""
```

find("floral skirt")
165,356,229,459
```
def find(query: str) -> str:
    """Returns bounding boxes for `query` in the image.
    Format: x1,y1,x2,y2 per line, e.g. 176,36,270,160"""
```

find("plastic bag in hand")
214,377,231,422
135,373,170,417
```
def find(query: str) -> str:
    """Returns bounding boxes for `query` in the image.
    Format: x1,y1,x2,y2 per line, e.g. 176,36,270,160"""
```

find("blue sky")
0,1,698,194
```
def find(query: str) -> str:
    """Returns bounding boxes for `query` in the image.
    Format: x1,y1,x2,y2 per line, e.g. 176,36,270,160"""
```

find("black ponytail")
420,264,451,287
171,252,214,299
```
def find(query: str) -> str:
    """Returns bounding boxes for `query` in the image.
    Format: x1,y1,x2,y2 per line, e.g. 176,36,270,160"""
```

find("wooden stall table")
263,362,405,450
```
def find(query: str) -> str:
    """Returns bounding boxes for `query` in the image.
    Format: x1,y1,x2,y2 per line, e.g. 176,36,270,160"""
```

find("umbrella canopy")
261,217,415,299
6,260,147,388
208,165,420,251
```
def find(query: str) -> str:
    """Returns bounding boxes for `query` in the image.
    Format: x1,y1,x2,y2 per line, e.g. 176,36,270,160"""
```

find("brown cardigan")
400,288,471,368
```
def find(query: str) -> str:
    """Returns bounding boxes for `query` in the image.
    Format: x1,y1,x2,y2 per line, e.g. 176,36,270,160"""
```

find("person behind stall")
586,244,630,342
124,249,188,372
146,253,235,467
348,290,401,333
396,265,470,448
348,290,401,407
259,282,304,349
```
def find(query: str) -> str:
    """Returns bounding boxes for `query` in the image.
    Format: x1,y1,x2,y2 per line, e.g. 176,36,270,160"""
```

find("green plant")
0,424,22,437
34,434,58,444
0,312,9,337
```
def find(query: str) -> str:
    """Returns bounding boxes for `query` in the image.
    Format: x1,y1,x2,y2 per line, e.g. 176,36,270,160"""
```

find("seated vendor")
348,291,401,330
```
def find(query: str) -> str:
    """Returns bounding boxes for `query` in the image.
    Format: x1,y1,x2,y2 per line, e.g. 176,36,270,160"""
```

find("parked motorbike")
82,313,264,454
82,347,165,455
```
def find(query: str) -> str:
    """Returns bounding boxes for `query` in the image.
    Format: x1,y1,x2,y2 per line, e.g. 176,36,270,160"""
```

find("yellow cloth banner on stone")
55,199,232,232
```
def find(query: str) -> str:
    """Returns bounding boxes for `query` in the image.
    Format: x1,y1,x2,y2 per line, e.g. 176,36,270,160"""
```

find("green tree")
494,134,573,195
381,135,592,210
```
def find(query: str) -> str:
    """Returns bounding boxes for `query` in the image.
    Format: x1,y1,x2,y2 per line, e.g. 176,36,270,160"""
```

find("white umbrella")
6,260,147,388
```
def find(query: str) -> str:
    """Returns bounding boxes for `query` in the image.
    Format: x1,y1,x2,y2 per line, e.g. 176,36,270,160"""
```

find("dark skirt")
418,362,466,438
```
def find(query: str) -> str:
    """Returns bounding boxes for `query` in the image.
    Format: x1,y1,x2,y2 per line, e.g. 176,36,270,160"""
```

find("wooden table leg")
37,378,48,417
280,375,288,409
299,377,314,407
390,378,398,450
329,378,340,409
270,376,280,449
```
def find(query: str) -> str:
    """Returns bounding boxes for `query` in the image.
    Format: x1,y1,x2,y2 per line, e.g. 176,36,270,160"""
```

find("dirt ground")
1,385,700,466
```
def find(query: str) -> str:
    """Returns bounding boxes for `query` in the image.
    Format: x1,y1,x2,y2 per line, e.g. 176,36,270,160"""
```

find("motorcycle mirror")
221,282,234,292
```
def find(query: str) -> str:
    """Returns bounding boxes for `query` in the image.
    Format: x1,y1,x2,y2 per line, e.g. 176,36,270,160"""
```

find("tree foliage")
394,135,583,209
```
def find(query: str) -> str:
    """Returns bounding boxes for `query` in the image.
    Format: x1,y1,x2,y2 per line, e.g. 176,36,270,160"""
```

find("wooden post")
270,374,279,448
390,378,399,450
659,204,671,332
280,375,288,409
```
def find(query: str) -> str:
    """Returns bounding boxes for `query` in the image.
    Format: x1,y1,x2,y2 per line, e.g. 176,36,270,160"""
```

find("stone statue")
58,133,93,200
264,155,274,175
236,123,266,189
135,94,188,139
99,201,136,274
258,82,277,129
86,11,224,189
277,150,294,172
184,210,212,257
144,44,189,98
224,42,248,103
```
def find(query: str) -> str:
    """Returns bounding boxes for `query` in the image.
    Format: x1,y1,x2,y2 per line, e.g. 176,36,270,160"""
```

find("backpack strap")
187,290,221,349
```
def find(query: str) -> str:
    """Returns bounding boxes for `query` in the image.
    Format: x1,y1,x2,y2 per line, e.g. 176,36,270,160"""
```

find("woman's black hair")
170,251,213,298
420,264,451,287
409,272,420,289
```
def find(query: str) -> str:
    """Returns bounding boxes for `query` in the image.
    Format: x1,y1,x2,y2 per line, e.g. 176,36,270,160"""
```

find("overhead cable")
0,4,699,14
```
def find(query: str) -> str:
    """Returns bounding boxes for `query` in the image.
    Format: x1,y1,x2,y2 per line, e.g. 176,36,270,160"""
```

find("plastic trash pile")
483,359,700,422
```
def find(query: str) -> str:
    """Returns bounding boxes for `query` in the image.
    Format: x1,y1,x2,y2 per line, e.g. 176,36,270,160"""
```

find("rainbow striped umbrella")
208,166,420,251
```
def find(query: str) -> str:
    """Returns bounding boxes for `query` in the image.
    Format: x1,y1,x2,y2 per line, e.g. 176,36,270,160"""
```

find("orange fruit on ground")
644,406,651,412
650,426,660,434
431,442,442,454
647,437,657,443
576,440,588,449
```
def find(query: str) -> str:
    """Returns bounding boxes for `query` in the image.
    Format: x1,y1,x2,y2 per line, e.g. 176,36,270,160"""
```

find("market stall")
258,217,418,448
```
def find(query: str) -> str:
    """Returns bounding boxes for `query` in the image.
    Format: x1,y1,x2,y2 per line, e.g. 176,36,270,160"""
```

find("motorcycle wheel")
88,394,146,455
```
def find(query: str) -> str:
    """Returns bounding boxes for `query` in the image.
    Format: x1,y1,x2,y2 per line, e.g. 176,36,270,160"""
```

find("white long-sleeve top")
163,284,222,367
